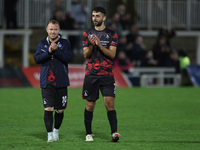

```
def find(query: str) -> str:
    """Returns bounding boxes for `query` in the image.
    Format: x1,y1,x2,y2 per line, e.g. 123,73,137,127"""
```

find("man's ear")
103,16,106,22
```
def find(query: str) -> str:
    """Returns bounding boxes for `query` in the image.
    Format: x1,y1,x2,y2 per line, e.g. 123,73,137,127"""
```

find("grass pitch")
0,87,200,150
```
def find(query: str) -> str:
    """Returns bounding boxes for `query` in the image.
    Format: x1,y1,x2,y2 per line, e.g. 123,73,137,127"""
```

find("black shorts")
82,75,116,101
41,84,68,110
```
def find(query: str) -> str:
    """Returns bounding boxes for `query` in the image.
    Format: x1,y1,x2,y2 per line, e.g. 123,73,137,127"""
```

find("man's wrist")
98,44,103,49
49,48,52,53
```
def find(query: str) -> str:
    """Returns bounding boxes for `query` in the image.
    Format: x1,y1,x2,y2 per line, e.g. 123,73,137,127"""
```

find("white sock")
53,128,59,132
48,132,53,136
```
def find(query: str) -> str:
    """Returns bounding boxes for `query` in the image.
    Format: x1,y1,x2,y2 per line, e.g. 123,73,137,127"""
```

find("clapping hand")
49,42,60,53
88,34,100,46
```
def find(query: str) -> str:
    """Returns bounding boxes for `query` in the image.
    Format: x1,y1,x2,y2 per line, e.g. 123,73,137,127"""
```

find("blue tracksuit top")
34,36,73,88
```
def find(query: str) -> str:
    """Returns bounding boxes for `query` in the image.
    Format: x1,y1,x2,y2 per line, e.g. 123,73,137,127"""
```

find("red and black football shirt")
82,27,118,76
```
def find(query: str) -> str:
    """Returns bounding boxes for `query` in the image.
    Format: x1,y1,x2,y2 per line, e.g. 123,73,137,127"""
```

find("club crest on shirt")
58,43,62,48
105,34,109,39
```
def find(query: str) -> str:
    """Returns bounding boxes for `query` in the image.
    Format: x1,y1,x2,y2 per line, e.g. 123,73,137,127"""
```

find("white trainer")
85,134,94,141
47,132,54,142
53,129,59,141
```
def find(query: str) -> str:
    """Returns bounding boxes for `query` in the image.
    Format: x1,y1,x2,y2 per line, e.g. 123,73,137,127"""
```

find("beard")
94,20,103,27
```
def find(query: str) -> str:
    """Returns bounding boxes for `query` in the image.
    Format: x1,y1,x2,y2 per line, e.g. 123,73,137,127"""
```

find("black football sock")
107,110,117,134
54,111,64,130
44,110,53,132
84,108,93,135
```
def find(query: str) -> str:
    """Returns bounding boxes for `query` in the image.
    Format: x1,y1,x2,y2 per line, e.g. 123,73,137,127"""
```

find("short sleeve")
82,31,89,48
110,32,118,47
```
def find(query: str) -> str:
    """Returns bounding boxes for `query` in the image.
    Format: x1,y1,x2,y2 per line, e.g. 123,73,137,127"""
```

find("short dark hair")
92,6,106,15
